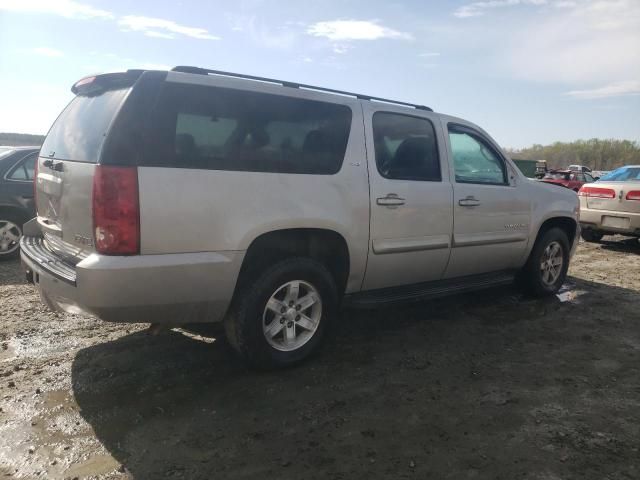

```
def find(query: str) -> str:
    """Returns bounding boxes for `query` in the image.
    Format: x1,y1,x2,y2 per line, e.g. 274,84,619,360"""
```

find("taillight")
92,165,139,255
627,191,640,201
578,186,615,198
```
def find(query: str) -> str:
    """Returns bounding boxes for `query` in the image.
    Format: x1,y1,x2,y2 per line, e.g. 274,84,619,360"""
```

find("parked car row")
539,169,596,192
526,163,639,242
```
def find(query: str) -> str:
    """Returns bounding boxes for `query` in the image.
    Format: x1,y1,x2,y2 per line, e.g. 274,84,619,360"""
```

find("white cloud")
454,0,548,18
0,0,113,19
419,52,441,57
32,47,64,57
118,15,220,40
226,14,297,49
332,44,351,54
144,31,176,39
307,20,412,41
554,0,577,7
566,80,640,99
505,0,640,85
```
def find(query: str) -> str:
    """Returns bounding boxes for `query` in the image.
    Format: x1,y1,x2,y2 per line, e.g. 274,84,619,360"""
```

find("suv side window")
7,153,37,181
372,112,440,181
584,172,594,183
448,125,507,185
147,83,352,175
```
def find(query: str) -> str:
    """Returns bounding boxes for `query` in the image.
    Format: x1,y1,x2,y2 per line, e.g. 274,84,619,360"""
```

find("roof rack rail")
171,66,433,112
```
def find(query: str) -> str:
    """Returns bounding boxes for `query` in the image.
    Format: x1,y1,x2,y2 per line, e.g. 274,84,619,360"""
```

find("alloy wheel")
540,241,563,287
0,220,21,255
262,280,322,352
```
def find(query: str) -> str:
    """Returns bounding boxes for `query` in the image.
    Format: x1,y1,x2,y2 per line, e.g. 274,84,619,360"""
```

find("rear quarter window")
142,82,353,175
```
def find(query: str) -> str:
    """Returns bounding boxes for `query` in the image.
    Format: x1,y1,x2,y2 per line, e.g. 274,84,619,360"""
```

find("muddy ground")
1,238,639,480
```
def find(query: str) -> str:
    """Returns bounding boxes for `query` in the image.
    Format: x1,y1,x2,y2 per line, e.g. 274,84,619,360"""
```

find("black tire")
0,212,26,261
224,257,338,370
519,227,570,297
581,229,604,243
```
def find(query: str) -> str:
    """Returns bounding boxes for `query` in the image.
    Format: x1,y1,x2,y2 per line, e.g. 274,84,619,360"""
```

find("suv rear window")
41,88,130,162
143,82,352,174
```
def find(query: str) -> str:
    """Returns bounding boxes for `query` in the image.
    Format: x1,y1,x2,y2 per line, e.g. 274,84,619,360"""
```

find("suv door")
443,123,530,279
362,106,453,290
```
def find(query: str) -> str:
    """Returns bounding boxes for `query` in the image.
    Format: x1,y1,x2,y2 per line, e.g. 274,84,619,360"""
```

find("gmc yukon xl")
21,67,580,368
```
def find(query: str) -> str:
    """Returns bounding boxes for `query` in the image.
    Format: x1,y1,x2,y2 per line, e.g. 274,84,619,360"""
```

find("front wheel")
225,258,338,369
519,227,570,297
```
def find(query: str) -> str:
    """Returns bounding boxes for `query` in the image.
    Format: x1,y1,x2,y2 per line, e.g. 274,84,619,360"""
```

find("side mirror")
594,177,600,181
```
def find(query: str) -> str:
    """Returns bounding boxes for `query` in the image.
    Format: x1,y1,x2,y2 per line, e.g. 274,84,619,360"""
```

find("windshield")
40,88,130,162
599,167,640,182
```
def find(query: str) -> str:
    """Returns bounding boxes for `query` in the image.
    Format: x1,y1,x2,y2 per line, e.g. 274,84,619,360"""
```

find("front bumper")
21,233,244,324
580,207,640,236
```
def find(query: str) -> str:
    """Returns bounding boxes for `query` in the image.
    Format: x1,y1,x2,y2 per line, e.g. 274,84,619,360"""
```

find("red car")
539,169,596,192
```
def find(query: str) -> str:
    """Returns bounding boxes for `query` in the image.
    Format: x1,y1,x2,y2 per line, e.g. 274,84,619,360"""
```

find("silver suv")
21,66,580,368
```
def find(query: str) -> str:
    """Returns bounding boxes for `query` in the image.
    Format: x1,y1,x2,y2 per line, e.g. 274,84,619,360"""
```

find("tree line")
508,139,640,171
0,132,46,146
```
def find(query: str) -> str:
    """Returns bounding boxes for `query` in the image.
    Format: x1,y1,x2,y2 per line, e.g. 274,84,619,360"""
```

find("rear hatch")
35,71,147,263
582,167,640,213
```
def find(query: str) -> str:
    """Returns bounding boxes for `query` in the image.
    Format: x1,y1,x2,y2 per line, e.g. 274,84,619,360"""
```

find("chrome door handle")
376,194,406,207
458,196,480,207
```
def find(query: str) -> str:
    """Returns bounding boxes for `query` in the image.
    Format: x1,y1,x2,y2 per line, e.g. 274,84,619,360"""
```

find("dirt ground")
1,238,639,480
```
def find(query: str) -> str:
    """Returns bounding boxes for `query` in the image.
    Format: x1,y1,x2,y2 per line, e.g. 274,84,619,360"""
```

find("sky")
0,0,639,148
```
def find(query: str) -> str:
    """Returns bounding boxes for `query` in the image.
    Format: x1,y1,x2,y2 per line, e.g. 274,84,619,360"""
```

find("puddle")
42,389,73,410
64,453,121,478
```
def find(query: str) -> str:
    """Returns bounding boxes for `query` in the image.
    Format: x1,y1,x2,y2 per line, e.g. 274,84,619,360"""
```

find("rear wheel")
0,213,25,261
581,229,604,243
520,227,570,297
225,257,338,369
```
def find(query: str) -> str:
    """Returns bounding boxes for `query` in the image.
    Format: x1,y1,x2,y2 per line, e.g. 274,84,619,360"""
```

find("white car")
579,166,640,242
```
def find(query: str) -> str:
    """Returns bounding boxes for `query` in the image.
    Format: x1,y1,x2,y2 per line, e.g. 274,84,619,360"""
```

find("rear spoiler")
71,70,146,96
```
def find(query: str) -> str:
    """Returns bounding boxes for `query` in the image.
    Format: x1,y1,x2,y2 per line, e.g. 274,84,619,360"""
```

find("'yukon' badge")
504,223,527,230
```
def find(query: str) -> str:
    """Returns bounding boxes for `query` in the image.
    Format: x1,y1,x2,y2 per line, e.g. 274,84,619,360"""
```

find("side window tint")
8,153,37,180
448,126,506,185
372,112,440,181
147,83,352,175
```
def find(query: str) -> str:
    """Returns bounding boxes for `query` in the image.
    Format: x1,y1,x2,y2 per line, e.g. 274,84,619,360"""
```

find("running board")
345,271,516,308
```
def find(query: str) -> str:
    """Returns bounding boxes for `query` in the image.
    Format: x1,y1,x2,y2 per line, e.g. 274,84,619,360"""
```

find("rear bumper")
580,207,640,236
21,234,244,324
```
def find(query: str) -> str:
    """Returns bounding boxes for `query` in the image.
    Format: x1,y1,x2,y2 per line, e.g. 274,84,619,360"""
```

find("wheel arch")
530,216,578,257
236,228,351,296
